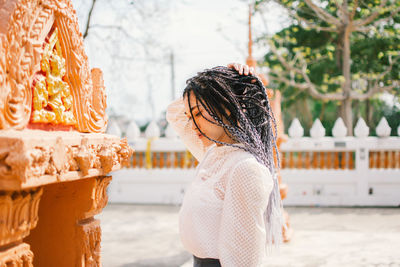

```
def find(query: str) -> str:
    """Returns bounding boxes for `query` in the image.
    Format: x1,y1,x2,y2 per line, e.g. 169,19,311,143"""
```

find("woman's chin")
201,138,212,146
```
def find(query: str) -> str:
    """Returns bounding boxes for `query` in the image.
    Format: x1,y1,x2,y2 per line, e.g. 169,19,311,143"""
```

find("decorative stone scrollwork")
0,0,133,265
31,28,76,125
0,0,107,133
77,219,101,267
0,131,133,190
0,243,34,266
76,176,111,265
81,176,112,219
0,187,43,246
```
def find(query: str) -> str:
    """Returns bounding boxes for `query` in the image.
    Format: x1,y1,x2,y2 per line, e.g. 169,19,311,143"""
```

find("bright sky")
71,0,288,125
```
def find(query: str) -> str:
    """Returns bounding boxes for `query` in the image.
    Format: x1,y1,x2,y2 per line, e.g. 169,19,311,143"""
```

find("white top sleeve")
165,96,211,162
218,159,273,267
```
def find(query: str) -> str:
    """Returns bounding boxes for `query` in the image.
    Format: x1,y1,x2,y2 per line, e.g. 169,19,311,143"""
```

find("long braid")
183,66,285,253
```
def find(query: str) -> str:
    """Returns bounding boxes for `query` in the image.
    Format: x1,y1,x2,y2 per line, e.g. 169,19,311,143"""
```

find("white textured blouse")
166,97,273,267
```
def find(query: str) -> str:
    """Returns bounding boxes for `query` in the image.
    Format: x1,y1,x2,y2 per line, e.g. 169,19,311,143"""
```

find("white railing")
107,116,400,206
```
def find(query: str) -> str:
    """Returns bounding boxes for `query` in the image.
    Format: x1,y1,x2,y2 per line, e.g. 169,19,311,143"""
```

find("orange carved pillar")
0,188,43,266
25,176,111,266
0,1,133,266
0,133,131,267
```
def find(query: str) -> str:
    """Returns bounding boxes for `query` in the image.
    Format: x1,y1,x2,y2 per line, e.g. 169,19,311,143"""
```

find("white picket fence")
107,116,400,206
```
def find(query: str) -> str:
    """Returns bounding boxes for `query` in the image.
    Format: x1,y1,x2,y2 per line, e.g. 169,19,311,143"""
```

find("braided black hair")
183,66,284,252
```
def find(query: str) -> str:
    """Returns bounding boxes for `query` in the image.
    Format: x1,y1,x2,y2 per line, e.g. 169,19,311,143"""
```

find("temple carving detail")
0,0,107,133
0,0,133,266
32,27,76,125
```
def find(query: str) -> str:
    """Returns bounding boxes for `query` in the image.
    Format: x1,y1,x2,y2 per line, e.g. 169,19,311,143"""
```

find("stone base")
0,243,34,266
24,176,111,266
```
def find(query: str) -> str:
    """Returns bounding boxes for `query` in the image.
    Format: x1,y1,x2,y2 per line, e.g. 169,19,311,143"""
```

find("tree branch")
372,6,400,27
304,0,342,26
350,83,398,100
292,12,339,32
354,5,400,32
83,0,97,39
269,69,345,100
268,40,345,101
268,40,303,76
350,0,359,20
90,24,137,41
351,56,400,100
353,0,389,27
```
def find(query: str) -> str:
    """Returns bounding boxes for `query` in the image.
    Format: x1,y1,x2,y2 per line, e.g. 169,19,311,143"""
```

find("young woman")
166,63,284,267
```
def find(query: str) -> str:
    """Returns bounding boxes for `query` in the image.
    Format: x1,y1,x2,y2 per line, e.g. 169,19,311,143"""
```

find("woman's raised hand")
227,63,255,76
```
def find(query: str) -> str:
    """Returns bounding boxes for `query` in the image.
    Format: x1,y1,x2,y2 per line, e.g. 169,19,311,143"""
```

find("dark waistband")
193,255,221,265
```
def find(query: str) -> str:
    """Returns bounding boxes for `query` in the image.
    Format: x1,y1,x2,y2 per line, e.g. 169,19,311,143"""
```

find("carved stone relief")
31,27,75,126
0,0,108,133
0,131,132,190
0,243,34,266
0,187,42,246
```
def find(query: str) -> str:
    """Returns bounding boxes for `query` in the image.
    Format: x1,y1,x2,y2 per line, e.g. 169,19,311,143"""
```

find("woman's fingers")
227,63,239,72
227,63,255,76
249,67,255,75
237,65,241,74
243,65,250,75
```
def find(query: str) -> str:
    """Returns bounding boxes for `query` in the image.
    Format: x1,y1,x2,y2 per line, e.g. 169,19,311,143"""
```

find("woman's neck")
215,135,239,147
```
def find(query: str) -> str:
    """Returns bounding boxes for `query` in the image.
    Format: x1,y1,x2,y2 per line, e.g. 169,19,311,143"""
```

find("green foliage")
256,0,400,135
369,98,400,136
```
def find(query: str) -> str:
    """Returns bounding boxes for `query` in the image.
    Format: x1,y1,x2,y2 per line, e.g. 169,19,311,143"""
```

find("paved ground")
98,204,400,267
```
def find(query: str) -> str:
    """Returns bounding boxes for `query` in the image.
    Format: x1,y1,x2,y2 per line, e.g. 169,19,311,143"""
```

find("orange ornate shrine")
0,0,132,266
246,4,292,242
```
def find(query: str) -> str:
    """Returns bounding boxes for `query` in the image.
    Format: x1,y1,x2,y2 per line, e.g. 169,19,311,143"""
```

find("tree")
72,0,176,122
256,0,400,135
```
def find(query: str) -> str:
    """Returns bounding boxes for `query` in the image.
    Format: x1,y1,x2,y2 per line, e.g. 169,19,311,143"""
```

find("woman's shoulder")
206,144,249,164
206,143,270,174
228,151,273,185
227,145,264,165
233,155,270,175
